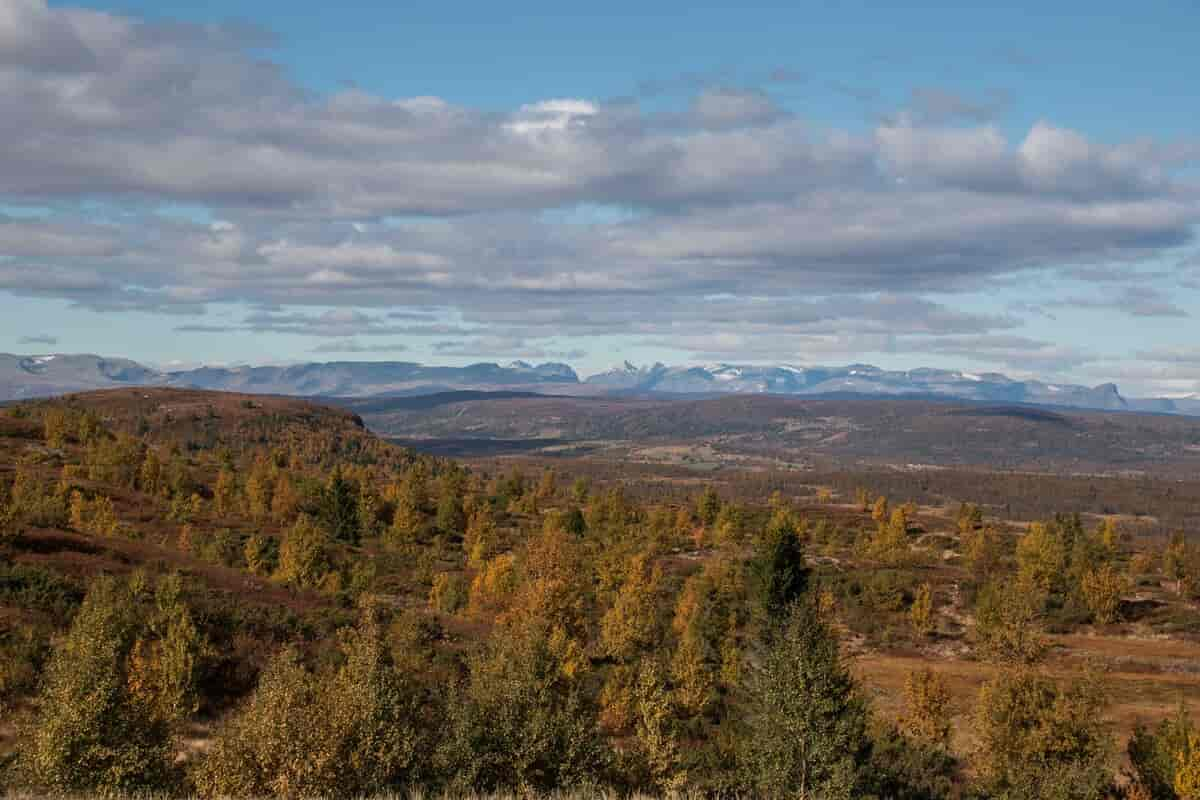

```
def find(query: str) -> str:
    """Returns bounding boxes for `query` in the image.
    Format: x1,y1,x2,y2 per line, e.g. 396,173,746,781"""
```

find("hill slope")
349,391,1200,476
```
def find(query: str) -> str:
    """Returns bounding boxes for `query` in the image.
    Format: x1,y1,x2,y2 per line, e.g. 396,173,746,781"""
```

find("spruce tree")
741,602,872,799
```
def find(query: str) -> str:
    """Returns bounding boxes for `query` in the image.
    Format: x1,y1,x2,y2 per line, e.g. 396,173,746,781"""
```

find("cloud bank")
0,0,1198,387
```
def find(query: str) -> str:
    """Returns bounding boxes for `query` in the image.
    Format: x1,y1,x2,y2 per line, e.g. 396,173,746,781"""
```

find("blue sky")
69,0,1199,138
1,0,1198,393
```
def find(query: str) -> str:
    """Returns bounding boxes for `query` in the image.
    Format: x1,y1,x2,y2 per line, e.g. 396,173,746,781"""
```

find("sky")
1,0,1198,395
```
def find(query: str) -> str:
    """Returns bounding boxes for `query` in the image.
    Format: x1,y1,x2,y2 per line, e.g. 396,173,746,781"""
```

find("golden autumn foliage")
962,523,1004,580
501,523,589,637
244,466,273,521
243,534,272,576
17,575,198,793
468,553,518,618
599,664,637,733
1080,563,1130,625
1177,732,1200,800
125,574,208,726
1016,522,1067,594
1163,532,1200,597
974,668,1113,799
713,502,745,546
437,622,609,793
901,668,952,748
910,582,935,637
5,461,68,530
868,506,910,565
69,490,119,537
671,628,715,716
872,495,890,523
270,475,300,524
213,468,238,516
195,606,431,798
974,580,1048,665
429,571,468,615
600,552,663,662
463,507,498,569
632,659,686,792
3,389,1192,799
274,514,330,588
388,489,424,546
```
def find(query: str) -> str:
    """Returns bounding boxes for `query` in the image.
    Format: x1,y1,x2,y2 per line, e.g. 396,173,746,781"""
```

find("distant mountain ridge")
0,354,578,401
2,352,1199,416
584,361,1143,411
0,353,164,400
169,359,578,397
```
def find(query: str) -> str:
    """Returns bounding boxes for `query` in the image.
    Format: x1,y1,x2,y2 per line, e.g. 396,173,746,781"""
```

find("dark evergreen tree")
564,506,587,537
741,602,873,799
319,468,361,544
750,515,810,623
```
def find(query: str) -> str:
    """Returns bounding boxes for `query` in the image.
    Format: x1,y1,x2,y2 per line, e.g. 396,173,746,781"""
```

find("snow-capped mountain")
0,353,1194,415
583,362,1133,411
0,355,578,401
0,353,165,399
585,361,670,390
168,360,579,397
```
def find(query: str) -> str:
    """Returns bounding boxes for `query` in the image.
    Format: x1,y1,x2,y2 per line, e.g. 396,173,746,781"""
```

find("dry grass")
0,792,705,800
854,631,1200,756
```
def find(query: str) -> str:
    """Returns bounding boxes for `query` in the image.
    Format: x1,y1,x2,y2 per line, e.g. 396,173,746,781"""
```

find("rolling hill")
343,391,1200,476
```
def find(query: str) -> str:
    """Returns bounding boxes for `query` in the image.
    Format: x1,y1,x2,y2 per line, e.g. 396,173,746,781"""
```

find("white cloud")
0,0,1197,377
505,98,598,134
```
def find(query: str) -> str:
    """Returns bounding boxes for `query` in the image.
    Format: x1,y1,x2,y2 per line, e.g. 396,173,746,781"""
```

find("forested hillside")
3,389,1200,798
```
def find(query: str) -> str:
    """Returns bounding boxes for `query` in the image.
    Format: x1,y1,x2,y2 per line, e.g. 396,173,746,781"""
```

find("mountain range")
2,352,1199,416
585,361,1200,414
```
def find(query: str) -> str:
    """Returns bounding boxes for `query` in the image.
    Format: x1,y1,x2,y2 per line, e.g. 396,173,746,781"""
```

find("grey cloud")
1,0,1193,224
452,293,1016,342
18,334,58,345
1081,359,1200,396
634,324,1095,373
1133,347,1200,366
1059,287,1189,318
690,88,787,129
1179,253,1200,288
899,334,1098,372
386,310,441,321
175,308,474,338
875,121,1188,201
174,324,233,334
1007,301,1057,321
309,339,409,354
0,218,123,258
431,337,584,361
0,1,1192,218
1061,265,1171,283
0,263,108,293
